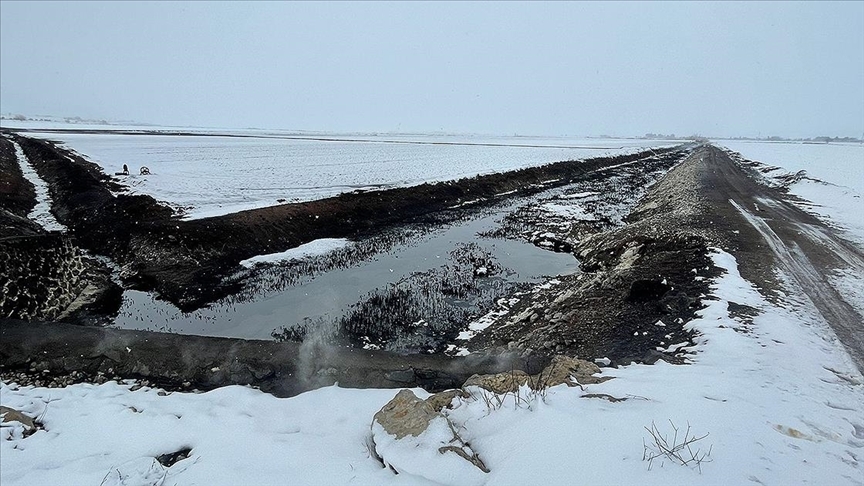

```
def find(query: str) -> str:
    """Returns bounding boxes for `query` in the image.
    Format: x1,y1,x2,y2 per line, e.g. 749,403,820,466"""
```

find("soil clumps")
4,131,680,311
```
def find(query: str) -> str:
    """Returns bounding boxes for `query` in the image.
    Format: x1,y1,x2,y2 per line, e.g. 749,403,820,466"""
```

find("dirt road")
700,146,864,372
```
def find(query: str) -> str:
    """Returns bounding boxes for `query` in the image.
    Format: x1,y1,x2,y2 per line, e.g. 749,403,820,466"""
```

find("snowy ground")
719,140,864,248
3,249,862,485
10,122,677,219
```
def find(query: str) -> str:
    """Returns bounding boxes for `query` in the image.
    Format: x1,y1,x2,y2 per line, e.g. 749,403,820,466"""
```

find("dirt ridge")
6,131,686,310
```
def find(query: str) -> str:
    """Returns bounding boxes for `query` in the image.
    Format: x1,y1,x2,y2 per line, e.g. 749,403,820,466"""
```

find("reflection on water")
113,206,579,346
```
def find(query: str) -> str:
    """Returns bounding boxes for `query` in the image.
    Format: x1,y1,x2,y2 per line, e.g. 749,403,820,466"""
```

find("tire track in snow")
730,197,864,372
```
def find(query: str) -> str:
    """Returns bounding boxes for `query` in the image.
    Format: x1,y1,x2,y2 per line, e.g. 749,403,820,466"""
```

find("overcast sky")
1,1,862,138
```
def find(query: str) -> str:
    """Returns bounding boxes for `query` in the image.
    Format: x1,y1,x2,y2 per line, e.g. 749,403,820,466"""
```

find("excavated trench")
2,133,733,395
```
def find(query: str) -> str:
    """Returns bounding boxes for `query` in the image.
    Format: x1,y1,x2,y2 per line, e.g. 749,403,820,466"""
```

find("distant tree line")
0,113,109,125
642,132,863,143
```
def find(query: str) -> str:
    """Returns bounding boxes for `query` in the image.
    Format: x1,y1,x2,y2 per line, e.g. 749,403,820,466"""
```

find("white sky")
1,1,862,138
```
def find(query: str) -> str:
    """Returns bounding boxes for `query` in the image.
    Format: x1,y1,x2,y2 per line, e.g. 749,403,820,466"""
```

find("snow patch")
560,191,599,199
10,140,66,232
239,238,351,268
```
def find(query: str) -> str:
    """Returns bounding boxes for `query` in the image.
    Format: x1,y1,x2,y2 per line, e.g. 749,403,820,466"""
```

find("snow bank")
3,251,862,485
0,384,409,486
10,140,66,232
239,238,351,268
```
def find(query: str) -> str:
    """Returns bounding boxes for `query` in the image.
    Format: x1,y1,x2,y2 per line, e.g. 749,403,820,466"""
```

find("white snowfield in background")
720,140,864,247
14,125,676,220
3,249,862,485
239,238,351,268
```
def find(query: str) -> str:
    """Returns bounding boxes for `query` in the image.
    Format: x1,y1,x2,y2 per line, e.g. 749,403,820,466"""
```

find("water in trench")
113,203,579,351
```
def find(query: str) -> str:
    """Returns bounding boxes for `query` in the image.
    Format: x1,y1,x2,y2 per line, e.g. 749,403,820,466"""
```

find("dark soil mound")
7,131,683,311
0,137,40,236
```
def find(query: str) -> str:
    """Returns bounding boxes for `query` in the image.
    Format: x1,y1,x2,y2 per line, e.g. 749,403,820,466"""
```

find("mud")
705,147,864,372
4,135,860,395
0,234,121,322
1,135,122,324
462,147,724,365
4,131,682,311
0,319,547,397
0,137,37,223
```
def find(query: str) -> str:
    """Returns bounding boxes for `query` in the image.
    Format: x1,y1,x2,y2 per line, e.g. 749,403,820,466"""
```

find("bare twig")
643,420,713,473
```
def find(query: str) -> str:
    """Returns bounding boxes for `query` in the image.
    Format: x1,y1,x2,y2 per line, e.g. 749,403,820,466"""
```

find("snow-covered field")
719,140,864,247
10,122,677,219
3,250,862,485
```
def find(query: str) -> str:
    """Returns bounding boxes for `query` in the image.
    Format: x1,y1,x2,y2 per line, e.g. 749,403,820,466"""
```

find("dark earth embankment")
7,131,683,310
464,144,864,373
0,319,547,396
7,140,854,395
0,137,36,223
1,136,121,323
463,146,724,364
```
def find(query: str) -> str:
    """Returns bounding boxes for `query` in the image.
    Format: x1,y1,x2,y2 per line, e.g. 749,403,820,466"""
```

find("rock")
463,370,531,394
425,389,470,412
463,355,608,393
156,448,192,467
533,355,606,388
0,406,36,431
615,243,643,270
373,389,438,440
594,357,612,367
371,389,489,481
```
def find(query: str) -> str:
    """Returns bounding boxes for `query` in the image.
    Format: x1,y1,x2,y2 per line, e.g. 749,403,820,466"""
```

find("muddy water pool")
113,205,579,349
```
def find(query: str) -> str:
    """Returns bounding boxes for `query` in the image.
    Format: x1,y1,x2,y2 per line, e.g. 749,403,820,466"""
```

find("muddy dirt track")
701,146,864,372
2,139,862,395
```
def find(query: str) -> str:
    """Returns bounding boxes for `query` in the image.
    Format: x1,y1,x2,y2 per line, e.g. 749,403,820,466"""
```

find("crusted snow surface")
2,250,863,485
239,238,351,268
456,296,522,343
10,140,66,232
